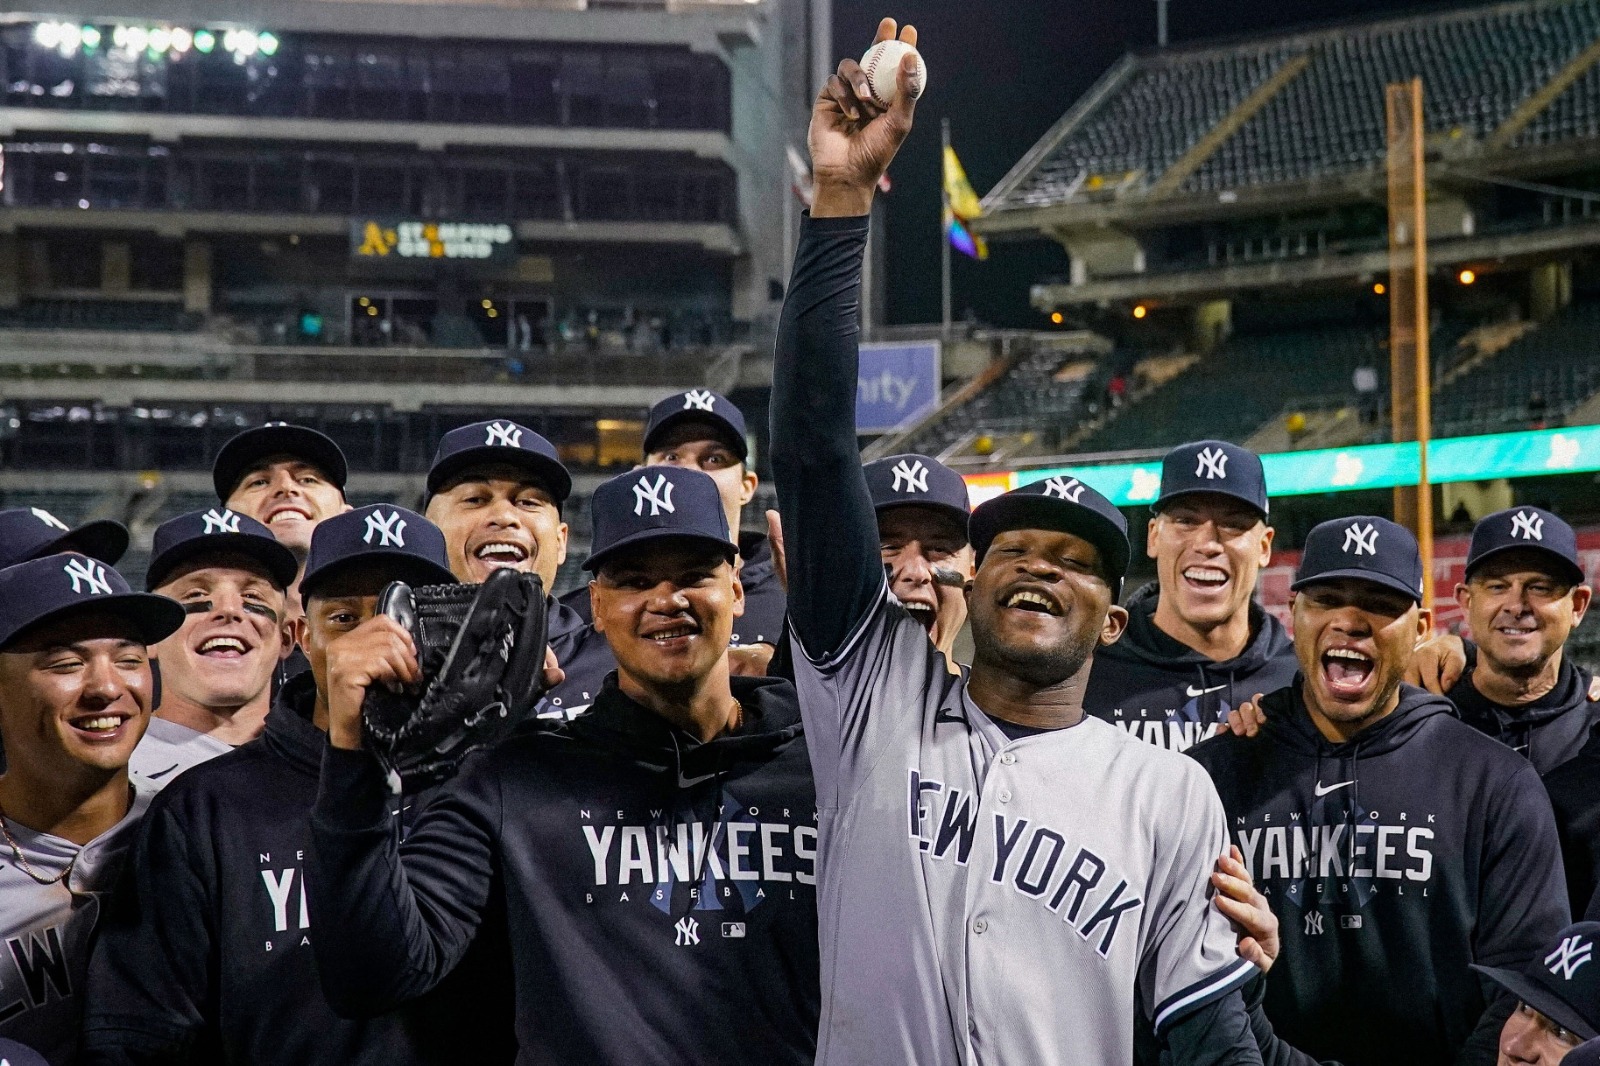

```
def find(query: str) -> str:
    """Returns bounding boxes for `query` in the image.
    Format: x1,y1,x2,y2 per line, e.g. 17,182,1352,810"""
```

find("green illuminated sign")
1001,425,1600,506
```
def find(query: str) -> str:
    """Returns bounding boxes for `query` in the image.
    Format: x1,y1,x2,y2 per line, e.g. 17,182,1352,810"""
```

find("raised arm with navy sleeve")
770,212,880,661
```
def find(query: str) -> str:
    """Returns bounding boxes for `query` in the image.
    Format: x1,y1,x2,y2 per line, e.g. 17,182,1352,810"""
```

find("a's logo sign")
202,509,241,534
1343,522,1379,557
1548,935,1594,980
1511,510,1545,542
891,459,929,494
63,557,113,596
485,421,523,448
1195,446,1229,480
633,474,676,517
1304,912,1324,936
1042,477,1085,503
682,390,717,412
674,917,700,946
30,508,69,531
362,510,407,548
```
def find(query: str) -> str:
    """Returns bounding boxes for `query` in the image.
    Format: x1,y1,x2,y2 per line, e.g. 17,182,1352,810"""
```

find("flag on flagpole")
943,145,987,260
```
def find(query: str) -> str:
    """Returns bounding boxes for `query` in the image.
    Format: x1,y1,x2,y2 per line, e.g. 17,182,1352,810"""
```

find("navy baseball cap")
864,454,971,530
583,466,738,573
1474,922,1600,1043
0,553,184,651
145,508,301,593
425,419,572,505
0,507,128,570
641,389,748,462
969,475,1131,596
1291,516,1423,603
212,423,349,502
300,505,455,601
1569,1039,1600,1066
1156,440,1269,518
1466,506,1585,587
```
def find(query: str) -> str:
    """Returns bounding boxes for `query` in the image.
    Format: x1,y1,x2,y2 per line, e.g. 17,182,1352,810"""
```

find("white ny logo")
682,390,717,412
1303,912,1324,936
633,474,676,517
891,459,929,494
1343,522,1379,556
1548,935,1594,980
63,557,113,596
202,509,241,534
1042,477,1085,503
674,917,700,946
30,508,69,531
1196,447,1229,480
363,510,407,548
485,421,523,448
1511,510,1545,541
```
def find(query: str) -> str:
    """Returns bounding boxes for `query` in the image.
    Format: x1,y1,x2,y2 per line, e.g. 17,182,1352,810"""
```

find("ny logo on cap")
891,459,929,494
63,557,113,596
1547,935,1594,980
1042,477,1085,503
633,474,676,517
1511,510,1545,542
202,509,241,535
363,510,407,548
485,421,523,448
1343,522,1379,557
1196,447,1229,480
682,390,716,412
30,508,69,531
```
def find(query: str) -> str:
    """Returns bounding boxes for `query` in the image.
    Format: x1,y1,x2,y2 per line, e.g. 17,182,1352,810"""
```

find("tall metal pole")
941,117,952,340
1157,0,1170,47
1385,77,1434,614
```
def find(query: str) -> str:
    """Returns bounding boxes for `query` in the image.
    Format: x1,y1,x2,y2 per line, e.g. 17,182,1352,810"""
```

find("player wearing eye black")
129,510,300,787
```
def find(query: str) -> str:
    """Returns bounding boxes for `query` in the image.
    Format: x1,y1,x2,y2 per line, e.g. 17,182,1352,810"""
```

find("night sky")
833,0,1502,327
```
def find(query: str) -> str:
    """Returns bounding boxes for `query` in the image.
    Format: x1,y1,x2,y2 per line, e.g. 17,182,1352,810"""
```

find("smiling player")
1189,515,1568,1066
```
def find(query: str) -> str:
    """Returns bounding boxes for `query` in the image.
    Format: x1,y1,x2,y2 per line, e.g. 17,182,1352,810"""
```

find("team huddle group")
3,21,1600,1066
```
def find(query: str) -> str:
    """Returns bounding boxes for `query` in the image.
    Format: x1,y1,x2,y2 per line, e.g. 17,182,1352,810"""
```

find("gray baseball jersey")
791,587,1256,1066
0,785,151,1064
130,717,231,789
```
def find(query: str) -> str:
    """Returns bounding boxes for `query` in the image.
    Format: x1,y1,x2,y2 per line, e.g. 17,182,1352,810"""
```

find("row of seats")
1431,301,1600,436
0,300,200,332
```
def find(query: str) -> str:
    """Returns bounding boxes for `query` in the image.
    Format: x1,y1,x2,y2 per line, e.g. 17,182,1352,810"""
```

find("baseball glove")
361,567,550,791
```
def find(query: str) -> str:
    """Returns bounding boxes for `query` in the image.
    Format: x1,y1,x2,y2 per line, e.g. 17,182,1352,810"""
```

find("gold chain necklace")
0,801,75,887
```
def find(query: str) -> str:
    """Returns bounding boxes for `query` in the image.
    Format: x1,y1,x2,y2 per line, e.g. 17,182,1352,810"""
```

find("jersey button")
997,788,1012,803
999,752,1017,765
972,918,988,935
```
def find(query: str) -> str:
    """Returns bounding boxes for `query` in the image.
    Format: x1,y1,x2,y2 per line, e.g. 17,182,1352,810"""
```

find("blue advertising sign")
856,341,942,433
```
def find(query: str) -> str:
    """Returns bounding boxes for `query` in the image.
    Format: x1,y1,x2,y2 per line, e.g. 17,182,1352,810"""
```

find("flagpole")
941,117,952,341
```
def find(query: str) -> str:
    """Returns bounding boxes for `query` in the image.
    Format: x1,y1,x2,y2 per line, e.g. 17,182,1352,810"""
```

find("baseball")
861,40,926,108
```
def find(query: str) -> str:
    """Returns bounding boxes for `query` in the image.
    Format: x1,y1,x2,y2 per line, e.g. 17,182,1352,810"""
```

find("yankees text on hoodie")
81,673,508,1066
1188,682,1569,1066
308,673,820,1066
1085,583,1299,752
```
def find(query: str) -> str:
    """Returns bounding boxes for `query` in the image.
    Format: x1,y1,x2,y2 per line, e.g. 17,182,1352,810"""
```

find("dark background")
833,0,1501,328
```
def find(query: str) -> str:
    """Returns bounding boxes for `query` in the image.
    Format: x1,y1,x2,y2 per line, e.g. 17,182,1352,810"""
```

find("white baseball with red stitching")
860,40,926,107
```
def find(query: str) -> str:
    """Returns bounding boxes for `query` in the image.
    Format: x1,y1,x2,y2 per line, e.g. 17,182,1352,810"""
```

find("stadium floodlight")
148,27,171,54
171,27,192,53
257,32,279,57
1132,304,1148,319
81,26,101,51
193,29,215,53
35,21,83,56
1458,269,1477,285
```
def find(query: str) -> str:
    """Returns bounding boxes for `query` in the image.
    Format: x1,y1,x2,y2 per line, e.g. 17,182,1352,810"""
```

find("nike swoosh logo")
934,708,965,726
1186,684,1228,698
1314,780,1355,797
147,764,181,780
677,771,717,788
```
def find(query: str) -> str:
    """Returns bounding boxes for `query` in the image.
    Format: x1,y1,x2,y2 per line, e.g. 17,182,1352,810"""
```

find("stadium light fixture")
1132,304,1148,319
193,29,215,53
1458,269,1476,285
1373,282,1385,295
1050,312,1063,324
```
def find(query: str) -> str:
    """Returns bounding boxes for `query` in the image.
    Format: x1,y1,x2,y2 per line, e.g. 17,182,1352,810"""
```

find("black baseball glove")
361,567,550,790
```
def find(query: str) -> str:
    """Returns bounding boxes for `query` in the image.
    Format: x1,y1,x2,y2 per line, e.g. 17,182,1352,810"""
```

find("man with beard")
420,418,611,719
130,509,299,785
305,466,820,1063
1189,515,1568,1066
770,20,1261,1065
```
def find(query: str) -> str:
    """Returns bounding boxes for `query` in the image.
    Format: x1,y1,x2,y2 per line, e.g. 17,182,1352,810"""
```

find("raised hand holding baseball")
810,18,922,218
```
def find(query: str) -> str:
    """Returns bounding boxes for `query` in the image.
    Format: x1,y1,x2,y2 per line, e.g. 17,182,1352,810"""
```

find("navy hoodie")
1085,583,1299,752
1189,682,1569,1066
1543,722,1600,916
1447,649,1596,774
308,673,819,1065
81,673,511,1065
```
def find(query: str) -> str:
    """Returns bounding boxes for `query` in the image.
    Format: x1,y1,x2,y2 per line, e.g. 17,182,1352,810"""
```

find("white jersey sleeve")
1141,762,1260,1034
